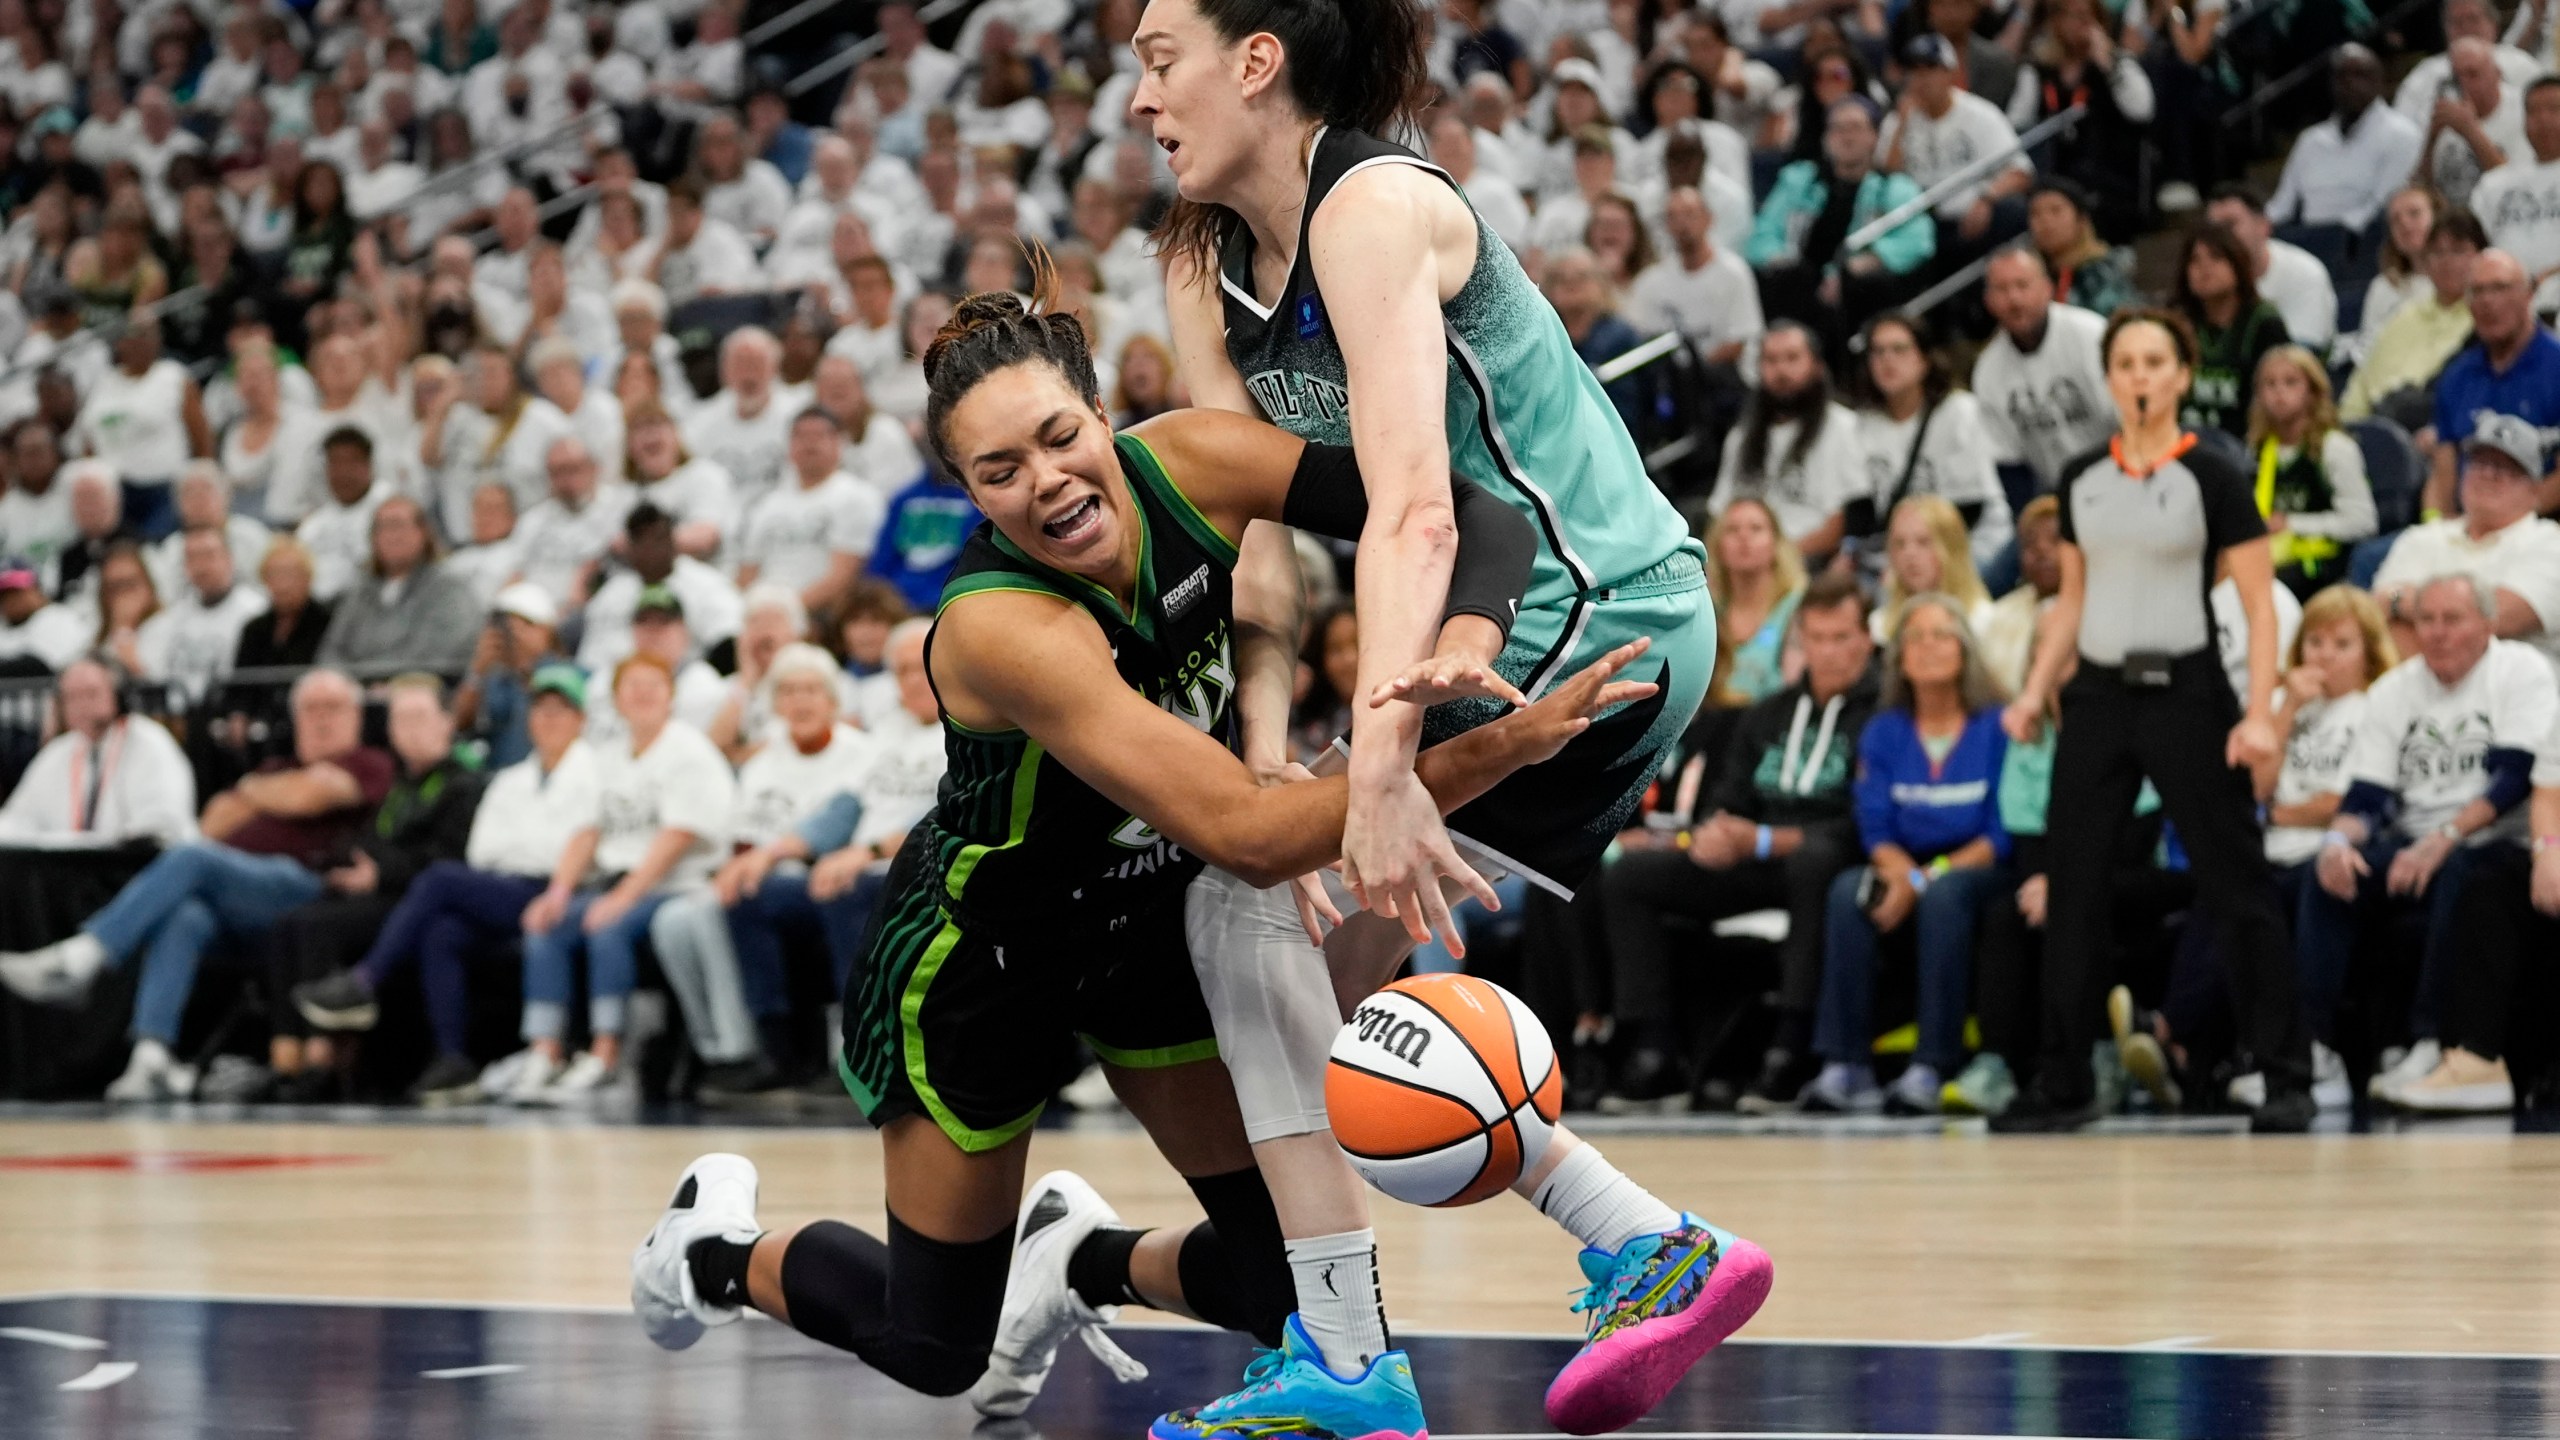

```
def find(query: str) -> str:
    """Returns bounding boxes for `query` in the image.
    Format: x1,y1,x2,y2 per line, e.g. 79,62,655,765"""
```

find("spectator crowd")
1,0,2559,1122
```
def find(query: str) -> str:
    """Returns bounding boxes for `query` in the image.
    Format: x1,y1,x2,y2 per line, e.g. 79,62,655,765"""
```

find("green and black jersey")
920,431,1244,932
840,434,1245,1146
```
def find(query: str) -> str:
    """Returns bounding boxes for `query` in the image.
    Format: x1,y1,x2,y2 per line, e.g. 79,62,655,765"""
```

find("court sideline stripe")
4,1291,2550,1364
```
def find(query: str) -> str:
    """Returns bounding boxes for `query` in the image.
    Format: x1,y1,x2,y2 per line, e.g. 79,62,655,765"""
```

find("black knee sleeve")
1177,1168,1293,1348
776,1215,1011,1397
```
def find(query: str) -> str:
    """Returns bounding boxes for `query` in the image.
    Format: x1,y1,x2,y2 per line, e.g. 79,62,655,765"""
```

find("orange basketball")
1325,973,1563,1207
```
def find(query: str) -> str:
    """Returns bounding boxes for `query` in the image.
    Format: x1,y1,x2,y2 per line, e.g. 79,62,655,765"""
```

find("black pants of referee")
2040,652,2312,1100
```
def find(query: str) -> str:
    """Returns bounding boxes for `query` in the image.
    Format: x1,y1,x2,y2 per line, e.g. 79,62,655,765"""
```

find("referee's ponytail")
922,240,1103,472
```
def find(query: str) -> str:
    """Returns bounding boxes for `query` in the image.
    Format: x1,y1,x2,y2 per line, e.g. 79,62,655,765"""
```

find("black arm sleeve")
1279,442,1539,642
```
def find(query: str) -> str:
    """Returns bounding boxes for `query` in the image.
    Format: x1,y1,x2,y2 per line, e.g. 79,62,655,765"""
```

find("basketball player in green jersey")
627,281,1655,1429
1113,1,1766,1436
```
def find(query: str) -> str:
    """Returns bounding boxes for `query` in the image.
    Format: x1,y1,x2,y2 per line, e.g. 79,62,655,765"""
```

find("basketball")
1325,973,1563,1208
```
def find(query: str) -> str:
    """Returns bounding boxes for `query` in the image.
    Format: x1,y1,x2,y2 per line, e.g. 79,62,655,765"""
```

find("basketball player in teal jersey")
626,279,1654,1434
1108,0,1769,1435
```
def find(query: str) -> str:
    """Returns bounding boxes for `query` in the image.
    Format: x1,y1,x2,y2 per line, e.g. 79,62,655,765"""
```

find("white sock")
1284,1229,1390,1379
1531,1145,1682,1256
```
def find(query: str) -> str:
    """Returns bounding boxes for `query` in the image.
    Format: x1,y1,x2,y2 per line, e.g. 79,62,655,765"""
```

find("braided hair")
922,242,1103,474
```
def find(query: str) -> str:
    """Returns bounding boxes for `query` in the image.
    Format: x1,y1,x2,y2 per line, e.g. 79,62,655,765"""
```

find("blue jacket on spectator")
867,470,984,613
1852,707,2012,863
1746,163,1936,277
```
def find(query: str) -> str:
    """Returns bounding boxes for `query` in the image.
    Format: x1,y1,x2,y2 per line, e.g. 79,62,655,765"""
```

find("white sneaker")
2368,1038,2442,1104
537,1050,617,1104
2311,1042,2353,1110
479,1047,539,1097
1059,1062,1121,1112
2157,181,2201,212
0,932,107,1005
2226,1071,2266,1109
631,1153,762,1350
496,1048,565,1105
104,1038,195,1103
2392,1049,2516,1114
968,1170,1148,1418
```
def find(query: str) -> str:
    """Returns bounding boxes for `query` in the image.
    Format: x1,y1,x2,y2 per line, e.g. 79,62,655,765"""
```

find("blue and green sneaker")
1149,1313,1427,1440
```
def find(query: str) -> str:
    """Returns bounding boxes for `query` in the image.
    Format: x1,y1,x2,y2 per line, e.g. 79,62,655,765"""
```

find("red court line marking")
0,1152,378,1173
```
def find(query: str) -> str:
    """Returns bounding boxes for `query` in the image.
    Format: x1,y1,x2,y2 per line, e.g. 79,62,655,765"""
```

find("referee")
1995,307,2315,1133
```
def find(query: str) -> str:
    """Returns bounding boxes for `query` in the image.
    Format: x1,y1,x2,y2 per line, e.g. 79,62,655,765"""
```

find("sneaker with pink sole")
1543,1215,1773,1435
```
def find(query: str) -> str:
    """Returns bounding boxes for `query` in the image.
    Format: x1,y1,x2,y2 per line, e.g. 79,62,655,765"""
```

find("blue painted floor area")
4,1295,2555,1439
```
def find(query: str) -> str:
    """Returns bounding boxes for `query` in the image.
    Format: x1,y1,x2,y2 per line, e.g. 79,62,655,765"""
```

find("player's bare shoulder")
1309,160,1478,301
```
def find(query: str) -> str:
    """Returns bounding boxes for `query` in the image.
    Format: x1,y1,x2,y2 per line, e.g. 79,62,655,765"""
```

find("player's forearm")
1348,500,1458,777
1229,521,1307,769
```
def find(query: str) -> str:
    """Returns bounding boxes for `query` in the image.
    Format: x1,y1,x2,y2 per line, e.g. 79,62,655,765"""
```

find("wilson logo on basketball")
1348,1003,1432,1066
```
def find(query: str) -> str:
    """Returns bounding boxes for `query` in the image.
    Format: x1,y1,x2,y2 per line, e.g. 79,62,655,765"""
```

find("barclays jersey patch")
1296,292,1326,340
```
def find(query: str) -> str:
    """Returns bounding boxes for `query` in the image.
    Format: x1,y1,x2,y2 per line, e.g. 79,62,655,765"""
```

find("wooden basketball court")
5,1112,2557,1437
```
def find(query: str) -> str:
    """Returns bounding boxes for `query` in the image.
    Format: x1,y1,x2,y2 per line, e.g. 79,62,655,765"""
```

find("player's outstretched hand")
1370,655,1529,711
1504,637,1656,767
1257,760,1347,946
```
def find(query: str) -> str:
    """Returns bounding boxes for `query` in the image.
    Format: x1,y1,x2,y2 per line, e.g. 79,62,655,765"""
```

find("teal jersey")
1217,126,1703,696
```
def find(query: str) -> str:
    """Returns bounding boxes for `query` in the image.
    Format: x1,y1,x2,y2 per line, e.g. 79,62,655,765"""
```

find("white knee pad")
1186,867,1343,1143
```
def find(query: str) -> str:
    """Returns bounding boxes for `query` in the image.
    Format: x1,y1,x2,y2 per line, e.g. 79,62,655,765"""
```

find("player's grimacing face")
948,362,1131,581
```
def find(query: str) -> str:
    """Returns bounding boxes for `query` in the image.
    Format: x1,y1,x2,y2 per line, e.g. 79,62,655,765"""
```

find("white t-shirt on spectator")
74,359,194,484
136,583,267,701
0,717,197,847
1877,91,2029,220
1458,167,1534,255
739,472,884,593
266,386,409,526
2265,690,2368,867
1853,392,2017,574
1710,402,1866,545
0,601,88,672
295,481,393,602
2258,240,2340,352
643,217,764,306
1972,303,2115,486
444,538,523,606
1716,0,1810,49
630,457,741,542
1625,247,1763,357
580,557,746,671
706,161,794,241
467,739,604,879
2212,575,2301,708
147,515,271,600
683,394,798,511
2470,153,2560,306
511,483,636,608
2427,89,2533,207
851,703,948,849
2395,48,2551,127
2375,515,2560,667
0,481,77,582
824,320,906,389
585,659,729,750
841,415,925,501
2347,640,2560,844
592,718,735,885
729,722,879,848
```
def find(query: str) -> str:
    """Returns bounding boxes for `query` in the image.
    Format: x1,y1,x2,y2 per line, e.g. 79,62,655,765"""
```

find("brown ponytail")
922,241,1103,472
1154,0,1432,281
